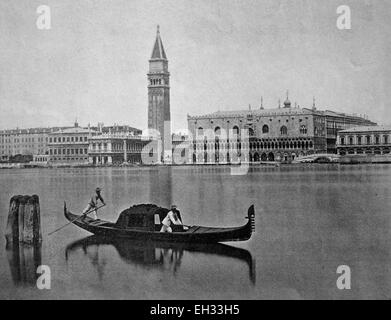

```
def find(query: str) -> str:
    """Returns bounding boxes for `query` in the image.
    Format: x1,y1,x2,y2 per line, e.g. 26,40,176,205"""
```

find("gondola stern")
64,201,71,221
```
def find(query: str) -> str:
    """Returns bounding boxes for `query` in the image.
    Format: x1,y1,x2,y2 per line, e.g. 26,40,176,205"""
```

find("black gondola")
64,203,255,243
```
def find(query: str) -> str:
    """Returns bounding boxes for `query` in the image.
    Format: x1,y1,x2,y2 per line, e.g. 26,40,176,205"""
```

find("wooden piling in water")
6,241,42,286
5,195,42,245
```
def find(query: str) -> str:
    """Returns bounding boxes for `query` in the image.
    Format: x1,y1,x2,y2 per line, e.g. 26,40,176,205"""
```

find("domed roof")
283,91,291,108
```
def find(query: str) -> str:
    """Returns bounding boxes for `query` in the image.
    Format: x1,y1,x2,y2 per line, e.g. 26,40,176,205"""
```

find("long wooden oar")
48,203,106,236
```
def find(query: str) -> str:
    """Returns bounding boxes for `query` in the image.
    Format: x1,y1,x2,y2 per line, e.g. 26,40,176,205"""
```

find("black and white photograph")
0,0,390,305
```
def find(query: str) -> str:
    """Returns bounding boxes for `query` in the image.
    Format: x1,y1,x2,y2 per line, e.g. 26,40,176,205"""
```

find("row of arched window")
197,125,308,137
198,126,240,135
191,150,309,163
150,79,163,85
251,140,313,150
340,135,389,146
339,148,390,156
192,139,313,151
49,148,88,155
50,136,88,143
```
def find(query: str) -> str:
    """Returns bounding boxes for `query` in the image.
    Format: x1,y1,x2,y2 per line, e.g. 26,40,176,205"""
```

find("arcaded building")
337,126,391,156
187,96,376,163
88,133,151,165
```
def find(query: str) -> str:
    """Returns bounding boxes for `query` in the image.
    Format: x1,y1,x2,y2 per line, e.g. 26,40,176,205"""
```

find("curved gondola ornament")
63,203,255,243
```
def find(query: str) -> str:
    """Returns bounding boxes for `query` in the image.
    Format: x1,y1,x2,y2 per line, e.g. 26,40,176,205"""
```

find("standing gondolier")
82,187,105,220
160,205,189,232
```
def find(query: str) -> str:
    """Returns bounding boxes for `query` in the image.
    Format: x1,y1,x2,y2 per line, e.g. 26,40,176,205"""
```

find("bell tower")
147,25,171,163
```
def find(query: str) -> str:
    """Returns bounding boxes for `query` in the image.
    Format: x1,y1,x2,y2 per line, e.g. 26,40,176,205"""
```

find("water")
0,164,390,299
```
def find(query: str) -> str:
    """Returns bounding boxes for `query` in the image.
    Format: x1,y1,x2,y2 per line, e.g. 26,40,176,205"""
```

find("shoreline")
1,160,391,170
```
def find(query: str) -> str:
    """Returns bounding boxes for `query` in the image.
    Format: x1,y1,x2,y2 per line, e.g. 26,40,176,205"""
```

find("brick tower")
147,25,171,163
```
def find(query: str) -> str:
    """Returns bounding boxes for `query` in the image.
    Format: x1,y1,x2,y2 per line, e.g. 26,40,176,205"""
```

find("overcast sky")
0,0,390,132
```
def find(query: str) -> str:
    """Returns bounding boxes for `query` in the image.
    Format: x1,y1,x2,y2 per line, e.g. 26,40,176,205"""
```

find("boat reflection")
65,236,256,284
6,242,42,287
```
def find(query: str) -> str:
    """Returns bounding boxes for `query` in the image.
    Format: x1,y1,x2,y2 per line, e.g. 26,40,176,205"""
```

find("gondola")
64,203,255,243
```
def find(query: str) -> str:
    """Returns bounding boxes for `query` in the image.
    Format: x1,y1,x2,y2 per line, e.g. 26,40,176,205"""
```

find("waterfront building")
31,154,50,166
47,123,96,164
322,110,376,153
91,123,142,136
88,132,151,165
337,125,391,156
0,122,143,164
187,94,376,164
0,127,63,162
147,26,172,163
172,133,189,164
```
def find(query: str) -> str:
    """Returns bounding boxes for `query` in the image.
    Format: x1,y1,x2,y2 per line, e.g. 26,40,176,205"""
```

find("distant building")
88,132,151,165
172,133,189,164
0,127,65,162
0,121,143,164
337,125,391,156
47,123,96,164
172,133,188,147
91,123,142,136
322,110,376,153
187,94,376,163
31,154,50,166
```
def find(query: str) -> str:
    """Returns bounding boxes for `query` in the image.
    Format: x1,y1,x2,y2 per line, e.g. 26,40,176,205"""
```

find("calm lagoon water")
0,164,390,299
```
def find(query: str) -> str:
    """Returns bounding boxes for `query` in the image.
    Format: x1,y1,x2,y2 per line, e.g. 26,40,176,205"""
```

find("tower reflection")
148,167,173,208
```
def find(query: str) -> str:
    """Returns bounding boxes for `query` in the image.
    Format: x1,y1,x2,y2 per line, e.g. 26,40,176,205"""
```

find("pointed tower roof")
151,25,167,60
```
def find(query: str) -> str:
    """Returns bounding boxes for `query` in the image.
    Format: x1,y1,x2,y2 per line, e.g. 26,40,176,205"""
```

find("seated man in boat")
82,187,105,220
160,205,189,232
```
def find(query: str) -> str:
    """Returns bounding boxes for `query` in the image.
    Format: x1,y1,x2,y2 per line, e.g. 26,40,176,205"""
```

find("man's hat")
171,204,177,209
96,187,102,192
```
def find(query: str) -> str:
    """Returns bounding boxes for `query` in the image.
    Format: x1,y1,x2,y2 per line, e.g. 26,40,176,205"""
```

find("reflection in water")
3,165,389,298
65,236,256,285
148,167,173,208
6,242,42,287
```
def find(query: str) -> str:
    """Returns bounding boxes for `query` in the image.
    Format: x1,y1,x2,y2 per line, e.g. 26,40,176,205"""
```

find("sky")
0,0,390,132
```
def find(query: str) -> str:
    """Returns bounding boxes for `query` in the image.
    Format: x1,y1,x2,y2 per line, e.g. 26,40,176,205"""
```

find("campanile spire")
151,25,167,60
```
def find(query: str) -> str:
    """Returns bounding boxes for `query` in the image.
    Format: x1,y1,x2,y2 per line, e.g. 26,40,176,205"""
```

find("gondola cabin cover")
115,204,170,231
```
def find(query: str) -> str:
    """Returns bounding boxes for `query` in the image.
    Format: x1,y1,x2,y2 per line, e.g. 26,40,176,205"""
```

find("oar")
48,203,106,236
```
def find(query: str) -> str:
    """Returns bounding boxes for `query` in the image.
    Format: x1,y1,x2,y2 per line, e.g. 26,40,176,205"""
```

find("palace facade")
88,133,151,165
337,125,391,156
47,123,96,164
0,127,65,162
187,96,376,164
